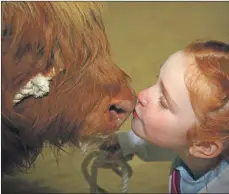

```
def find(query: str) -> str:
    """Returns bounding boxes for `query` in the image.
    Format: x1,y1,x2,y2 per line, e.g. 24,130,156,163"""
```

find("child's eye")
159,95,168,109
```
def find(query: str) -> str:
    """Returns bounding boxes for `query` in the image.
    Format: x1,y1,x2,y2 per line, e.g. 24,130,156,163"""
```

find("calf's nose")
109,99,136,121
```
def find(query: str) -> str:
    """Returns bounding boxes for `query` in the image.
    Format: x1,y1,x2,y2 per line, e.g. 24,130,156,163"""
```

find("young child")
102,40,229,193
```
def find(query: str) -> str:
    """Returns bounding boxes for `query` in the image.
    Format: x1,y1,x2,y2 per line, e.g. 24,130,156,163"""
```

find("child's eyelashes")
159,95,168,109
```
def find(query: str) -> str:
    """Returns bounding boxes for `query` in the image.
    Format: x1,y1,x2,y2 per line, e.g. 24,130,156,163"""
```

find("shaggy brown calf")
2,2,136,174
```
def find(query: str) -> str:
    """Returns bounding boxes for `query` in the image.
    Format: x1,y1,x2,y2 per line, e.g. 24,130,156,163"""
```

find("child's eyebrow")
160,80,179,113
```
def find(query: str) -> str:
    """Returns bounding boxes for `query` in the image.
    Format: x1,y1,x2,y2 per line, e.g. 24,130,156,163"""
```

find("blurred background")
2,2,229,193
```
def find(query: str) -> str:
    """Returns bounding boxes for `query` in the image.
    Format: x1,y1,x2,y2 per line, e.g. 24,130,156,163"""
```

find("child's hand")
99,134,134,162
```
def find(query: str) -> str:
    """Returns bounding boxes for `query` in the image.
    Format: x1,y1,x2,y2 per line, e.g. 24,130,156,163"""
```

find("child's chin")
131,120,145,139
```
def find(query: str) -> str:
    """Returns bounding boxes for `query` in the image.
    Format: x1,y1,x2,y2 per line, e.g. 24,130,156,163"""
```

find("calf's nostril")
109,104,126,115
109,100,135,116
109,100,135,121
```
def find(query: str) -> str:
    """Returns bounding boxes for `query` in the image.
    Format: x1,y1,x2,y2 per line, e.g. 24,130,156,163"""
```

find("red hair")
184,40,229,143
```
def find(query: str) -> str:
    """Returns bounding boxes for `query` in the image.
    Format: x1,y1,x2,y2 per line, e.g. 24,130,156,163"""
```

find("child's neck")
178,152,221,180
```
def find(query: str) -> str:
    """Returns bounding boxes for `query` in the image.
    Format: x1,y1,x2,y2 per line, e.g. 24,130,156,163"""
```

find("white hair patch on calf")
13,68,56,105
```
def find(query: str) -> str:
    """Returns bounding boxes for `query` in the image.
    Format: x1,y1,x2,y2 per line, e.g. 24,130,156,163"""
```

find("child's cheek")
154,114,167,130
145,112,167,131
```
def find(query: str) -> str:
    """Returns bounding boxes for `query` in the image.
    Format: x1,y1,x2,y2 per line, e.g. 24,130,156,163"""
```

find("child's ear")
189,140,223,159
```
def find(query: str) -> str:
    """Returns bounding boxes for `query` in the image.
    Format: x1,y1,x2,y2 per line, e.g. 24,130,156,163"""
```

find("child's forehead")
160,50,187,73
158,50,195,109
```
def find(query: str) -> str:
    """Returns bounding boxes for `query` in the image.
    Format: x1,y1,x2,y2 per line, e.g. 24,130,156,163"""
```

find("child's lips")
133,109,140,119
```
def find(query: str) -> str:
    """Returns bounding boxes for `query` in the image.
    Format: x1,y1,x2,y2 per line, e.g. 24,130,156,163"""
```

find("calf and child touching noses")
2,2,229,193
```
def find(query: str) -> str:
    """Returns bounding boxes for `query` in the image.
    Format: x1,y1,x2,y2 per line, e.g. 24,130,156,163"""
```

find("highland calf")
2,2,136,174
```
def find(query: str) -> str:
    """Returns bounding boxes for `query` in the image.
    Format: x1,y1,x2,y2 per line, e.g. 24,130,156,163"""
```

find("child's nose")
138,90,148,106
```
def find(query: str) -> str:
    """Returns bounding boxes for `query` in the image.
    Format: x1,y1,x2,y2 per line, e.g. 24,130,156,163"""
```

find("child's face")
132,50,197,150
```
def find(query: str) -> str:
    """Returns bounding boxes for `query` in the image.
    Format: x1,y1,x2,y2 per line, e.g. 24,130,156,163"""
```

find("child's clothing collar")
171,157,229,193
